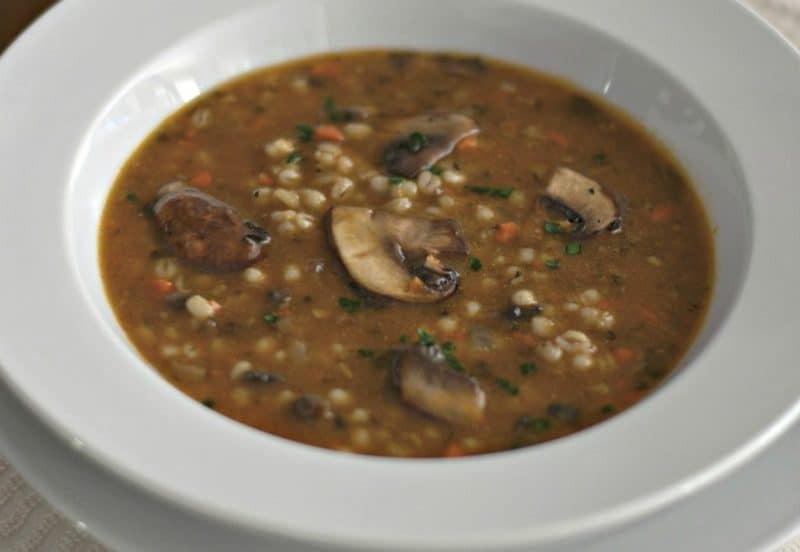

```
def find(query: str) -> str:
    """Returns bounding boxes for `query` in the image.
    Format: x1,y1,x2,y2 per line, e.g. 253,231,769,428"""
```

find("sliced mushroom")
393,344,486,425
153,187,270,271
541,167,621,236
328,206,468,303
384,112,479,178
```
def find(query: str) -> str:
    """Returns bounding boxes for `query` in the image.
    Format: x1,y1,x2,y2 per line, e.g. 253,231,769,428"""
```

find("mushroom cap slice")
328,206,468,303
384,112,479,178
153,187,270,271
394,345,486,425
542,167,621,236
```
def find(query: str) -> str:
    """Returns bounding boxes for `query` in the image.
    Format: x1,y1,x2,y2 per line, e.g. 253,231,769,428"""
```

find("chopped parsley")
520,362,538,375
338,297,362,313
601,404,616,414
262,313,280,325
544,221,562,234
416,327,436,346
399,334,409,343
201,398,216,409
593,151,607,163
286,151,303,164
388,175,404,185
296,123,314,142
324,96,345,122
357,348,374,358
430,165,444,175
469,256,483,271
565,242,582,256
441,341,465,372
496,377,520,396
407,131,429,153
125,192,139,203
465,185,514,198
545,259,560,270
518,416,550,432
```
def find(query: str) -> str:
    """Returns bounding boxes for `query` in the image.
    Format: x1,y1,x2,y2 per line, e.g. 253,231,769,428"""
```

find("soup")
99,50,713,457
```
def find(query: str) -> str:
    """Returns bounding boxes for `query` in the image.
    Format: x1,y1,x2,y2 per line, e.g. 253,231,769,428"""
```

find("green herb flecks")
593,151,607,163
262,313,280,325
565,242,582,256
469,256,482,271
286,151,303,164
441,341,465,372
388,175,404,185
202,398,216,409
545,259,560,270
496,377,520,396
296,123,314,142
324,96,345,122
125,192,139,203
465,185,514,198
520,362,538,376
357,348,374,358
430,165,444,175
601,404,616,415
338,297,362,313
407,131,428,153
518,416,550,432
416,328,436,346
544,221,562,234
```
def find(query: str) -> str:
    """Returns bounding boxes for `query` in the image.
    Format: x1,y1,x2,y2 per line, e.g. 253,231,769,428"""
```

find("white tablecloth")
1,1,799,550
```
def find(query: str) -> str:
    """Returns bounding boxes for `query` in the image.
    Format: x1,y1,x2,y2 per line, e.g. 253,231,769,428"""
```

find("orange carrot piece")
613,347,636,366
152,279,175,295
595,299,613,311
637,305,660,325
315,124,345,142
650,203,675,223
548,130,569,148
310,60,342,79
496,221,521,243
183,126,197,139
191,169,213,188
257,172,273,185
443,443,465,458
456,135,478,151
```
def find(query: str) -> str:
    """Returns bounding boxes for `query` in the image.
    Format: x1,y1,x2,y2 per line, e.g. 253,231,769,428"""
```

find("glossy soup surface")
100,51,713,457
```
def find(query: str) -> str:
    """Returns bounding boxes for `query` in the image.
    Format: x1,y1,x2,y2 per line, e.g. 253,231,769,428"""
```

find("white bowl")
1,0,799,549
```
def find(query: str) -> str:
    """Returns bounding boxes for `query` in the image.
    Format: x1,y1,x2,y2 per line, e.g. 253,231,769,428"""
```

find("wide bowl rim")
1,0,800,548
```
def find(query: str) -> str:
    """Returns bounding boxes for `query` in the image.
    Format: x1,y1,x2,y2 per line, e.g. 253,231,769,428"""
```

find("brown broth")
99,50,713,457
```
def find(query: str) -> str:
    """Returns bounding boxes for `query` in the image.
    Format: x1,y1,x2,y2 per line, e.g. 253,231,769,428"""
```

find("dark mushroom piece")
393,344,486,425
541,167,621,237
152,187,270,271
328,206,468,303
384,112,479,178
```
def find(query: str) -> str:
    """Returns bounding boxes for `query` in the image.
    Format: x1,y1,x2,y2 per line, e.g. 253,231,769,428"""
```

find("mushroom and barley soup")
100,51,713,457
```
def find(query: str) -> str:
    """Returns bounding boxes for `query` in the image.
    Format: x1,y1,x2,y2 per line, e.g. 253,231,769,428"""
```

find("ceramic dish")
1,0,799,549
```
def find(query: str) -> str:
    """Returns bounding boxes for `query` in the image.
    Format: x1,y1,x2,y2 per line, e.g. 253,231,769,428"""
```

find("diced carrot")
613,347,636,366
183,126,197,139
443,443,465,458
456,135,478,151
152,279,175,295
310,60,342,79
548,130,569,148
191,169,213,188
650,203,675,223
209,300,222,314
595,299,613,311
257,172,273,185
496,221,520,243
637,305,660,325
315,124,345,142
